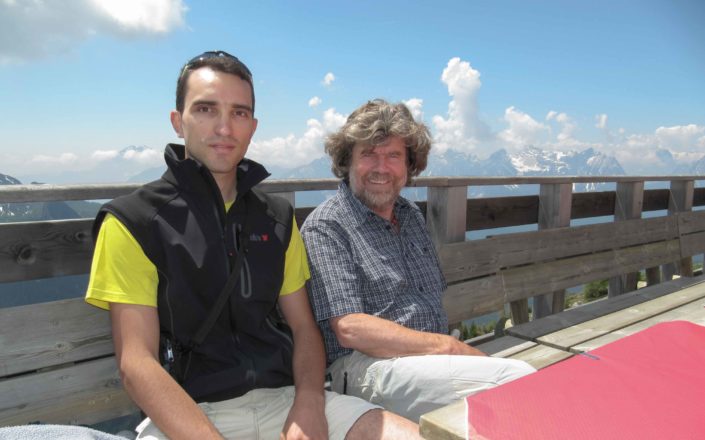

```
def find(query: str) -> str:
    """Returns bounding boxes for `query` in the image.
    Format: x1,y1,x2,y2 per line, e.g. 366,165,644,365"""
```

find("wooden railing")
1,175,705,427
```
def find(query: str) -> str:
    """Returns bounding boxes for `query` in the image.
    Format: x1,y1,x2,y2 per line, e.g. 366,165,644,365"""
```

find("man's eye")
234,110,250,118
195,106,213,113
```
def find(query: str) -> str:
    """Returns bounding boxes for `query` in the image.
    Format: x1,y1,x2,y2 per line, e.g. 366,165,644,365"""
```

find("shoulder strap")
187,205,252,349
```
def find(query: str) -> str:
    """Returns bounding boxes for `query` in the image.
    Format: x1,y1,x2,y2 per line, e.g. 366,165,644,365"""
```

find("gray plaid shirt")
301,182,448,364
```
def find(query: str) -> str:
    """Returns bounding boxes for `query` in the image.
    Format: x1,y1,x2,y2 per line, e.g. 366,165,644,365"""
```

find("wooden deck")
420,275,705,440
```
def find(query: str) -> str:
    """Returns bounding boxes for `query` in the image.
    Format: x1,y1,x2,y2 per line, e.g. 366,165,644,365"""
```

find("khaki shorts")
329,351,536,422
135,386,379,440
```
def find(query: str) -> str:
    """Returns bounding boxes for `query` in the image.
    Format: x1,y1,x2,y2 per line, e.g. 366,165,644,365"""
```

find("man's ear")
170,110,184,138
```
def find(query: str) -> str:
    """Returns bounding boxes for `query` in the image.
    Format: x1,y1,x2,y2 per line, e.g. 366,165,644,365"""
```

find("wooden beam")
0,219,93,284
532,183,572,320
609,181,644,297
664,180,694,280
439,214,679,283
426,186,468,247
0,298,113,376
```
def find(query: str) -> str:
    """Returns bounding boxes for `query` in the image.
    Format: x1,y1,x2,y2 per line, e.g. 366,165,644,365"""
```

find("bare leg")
345,409,422,440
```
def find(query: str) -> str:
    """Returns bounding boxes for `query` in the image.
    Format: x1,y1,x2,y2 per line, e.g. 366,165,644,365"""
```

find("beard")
349,171,404,212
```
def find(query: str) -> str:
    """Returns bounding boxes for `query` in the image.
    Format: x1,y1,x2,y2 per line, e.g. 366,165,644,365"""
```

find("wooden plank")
535,282,705,350
466,195,538,230
681,230,705,259
609,181,644,296
571,191,614,219
0,357,137,426
427,186,467,247
508,345,573,370
502,240,682,303
0,298,113,377
0,219,94,283
677,210,705,235
476,335,537,358
571,298,705,353
443,276,504,325
439,215,679,283
642,189,670,212
664,180,695,280
694,187,705,207
533,183,572,318
2,178,701,205
0,184,140,203
420,400,465,440
506,276,705,340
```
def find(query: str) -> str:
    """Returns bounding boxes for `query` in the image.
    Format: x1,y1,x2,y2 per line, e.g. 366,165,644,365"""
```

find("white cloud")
431,57,491,154
654,124,705,151
595,114,608,130
498,106,550,149
0,0,187,63
546,110,577,146
249,107,347,168
92,150,120,162
308,96,322,108
30,153,80,166
403,98,424,122
90,0,187,33
122,147,162,164
322,72,335,87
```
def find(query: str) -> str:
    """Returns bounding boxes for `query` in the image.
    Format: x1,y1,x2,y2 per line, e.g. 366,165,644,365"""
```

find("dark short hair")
325,99,432,184
175,50,255,114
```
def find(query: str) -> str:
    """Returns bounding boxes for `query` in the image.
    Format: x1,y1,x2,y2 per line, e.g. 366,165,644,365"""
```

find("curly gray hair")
325,99,432,184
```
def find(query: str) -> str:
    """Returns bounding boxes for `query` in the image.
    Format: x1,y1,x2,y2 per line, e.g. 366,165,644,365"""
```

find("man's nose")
374,156,391,170
215,114,232,136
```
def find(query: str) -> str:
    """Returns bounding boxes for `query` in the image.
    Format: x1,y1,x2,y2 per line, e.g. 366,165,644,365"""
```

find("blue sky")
1,0,704,182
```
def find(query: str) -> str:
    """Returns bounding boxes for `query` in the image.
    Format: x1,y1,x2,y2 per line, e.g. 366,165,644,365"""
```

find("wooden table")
420,277,705,439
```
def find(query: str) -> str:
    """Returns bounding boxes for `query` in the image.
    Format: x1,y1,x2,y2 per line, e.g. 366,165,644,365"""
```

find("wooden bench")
1,180,704,429
0,297,137,427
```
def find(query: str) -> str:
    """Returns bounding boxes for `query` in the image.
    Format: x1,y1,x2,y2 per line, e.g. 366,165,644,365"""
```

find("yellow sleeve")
85,214,159,310
279,218,311,296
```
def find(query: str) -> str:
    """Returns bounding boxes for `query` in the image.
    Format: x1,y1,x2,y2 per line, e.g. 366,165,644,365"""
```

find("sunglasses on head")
181,50,252,78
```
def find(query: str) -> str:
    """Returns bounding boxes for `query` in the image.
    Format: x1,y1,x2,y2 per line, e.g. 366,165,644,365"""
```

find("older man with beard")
301,99,535,423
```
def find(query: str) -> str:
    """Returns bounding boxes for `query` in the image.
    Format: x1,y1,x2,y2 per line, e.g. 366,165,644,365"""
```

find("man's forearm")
121,355,223,440
332,313,484,358
290,324,327,395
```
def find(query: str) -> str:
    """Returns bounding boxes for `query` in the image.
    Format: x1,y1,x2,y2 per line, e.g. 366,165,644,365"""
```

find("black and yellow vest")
94,144,294,403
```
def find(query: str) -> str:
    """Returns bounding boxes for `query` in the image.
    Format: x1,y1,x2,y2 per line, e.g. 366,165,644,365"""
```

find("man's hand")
281,392,328,440
446,336,488,356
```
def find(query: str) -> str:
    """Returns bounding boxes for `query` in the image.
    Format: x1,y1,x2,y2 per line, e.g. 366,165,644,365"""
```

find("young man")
86,52,419,439
301,99,536,422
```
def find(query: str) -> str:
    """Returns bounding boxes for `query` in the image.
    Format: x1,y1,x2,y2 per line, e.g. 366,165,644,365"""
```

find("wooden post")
533,183,572,320
427,185,469,332
426,186,467,248
609,181,644,297
663,180,694,280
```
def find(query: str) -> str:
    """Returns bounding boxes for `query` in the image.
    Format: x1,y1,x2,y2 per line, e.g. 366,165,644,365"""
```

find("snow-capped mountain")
0,173,21,185
689,155,705,175
0,172,92,222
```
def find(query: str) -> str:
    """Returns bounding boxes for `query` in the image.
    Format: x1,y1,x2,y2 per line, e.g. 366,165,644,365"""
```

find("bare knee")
345,409,421,440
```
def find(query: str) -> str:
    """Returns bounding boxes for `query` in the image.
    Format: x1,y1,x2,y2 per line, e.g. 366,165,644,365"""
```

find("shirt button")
418,286,424,292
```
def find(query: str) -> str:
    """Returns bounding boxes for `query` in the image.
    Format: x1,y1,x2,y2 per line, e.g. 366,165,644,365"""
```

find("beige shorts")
135,386,379,440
